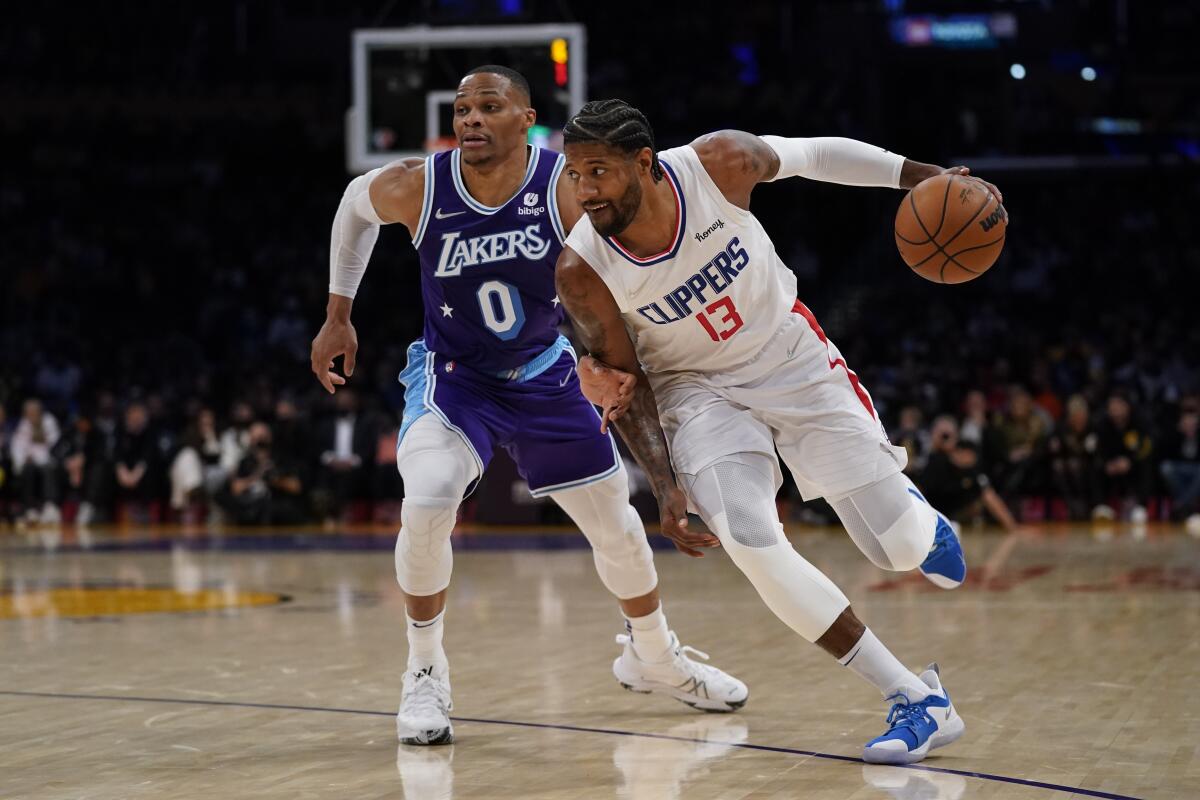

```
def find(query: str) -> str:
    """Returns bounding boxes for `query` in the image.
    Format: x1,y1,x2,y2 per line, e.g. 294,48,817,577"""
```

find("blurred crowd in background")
3,2,1198,531
3,366,1198,530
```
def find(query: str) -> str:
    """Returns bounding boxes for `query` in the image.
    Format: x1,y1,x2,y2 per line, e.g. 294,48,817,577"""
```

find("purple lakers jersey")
412,145,568,371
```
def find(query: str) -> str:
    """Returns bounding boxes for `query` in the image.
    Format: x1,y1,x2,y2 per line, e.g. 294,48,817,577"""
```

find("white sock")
406,610,448,672
625,606,673,663
838,628,929,701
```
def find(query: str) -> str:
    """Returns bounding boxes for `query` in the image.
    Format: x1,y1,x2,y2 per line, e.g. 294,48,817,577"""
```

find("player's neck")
612,178,678,257
458,145,530,208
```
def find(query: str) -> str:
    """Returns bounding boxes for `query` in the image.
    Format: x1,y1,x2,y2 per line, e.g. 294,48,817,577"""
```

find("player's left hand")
578,355,636,433
942,166,1003,206
659,486,721,557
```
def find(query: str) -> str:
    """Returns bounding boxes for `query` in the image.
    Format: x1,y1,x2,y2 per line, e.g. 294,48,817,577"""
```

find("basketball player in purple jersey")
311,67,746,746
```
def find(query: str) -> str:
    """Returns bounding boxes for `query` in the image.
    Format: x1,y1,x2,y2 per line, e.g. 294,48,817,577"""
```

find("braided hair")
563,99,664,182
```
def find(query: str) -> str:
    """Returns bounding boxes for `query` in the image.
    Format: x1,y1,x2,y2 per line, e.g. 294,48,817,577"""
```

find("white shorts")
651,300,907,502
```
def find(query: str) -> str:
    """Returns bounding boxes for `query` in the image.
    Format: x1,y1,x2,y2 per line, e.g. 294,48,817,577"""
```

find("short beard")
592,179,643,237
459,146,495,167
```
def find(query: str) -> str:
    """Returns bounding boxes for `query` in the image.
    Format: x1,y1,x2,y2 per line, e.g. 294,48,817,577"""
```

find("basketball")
894,173,1007,284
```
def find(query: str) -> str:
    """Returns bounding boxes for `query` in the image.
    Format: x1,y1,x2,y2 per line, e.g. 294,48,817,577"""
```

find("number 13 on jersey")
697,296,744,342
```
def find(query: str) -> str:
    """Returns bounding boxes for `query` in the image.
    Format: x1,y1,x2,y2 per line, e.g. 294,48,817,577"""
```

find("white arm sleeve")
760,135,905,188
329,168,386,299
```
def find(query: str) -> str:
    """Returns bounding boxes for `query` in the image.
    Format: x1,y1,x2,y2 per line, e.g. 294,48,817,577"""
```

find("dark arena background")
2,2,1198,799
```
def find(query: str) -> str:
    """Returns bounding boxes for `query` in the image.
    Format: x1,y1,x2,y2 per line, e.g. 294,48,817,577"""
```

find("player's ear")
517,105,535,140
635,147,654,175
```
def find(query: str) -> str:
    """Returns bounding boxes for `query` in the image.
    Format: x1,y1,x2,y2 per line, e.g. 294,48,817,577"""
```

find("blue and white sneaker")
910,486,967,589
863,664,964,765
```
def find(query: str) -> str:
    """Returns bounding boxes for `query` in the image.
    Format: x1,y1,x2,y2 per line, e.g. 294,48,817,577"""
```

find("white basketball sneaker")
396,664,454,746
612,632,748,712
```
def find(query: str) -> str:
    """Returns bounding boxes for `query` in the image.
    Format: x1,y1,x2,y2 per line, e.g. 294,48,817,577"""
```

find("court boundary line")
0,689,1143,799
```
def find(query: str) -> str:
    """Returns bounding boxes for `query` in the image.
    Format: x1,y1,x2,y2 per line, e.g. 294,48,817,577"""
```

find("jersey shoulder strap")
544,150,568,245
659,143,753,222
410,151,441,249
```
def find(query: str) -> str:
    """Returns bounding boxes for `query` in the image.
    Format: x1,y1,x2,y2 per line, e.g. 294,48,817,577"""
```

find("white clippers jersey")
565,145,798,380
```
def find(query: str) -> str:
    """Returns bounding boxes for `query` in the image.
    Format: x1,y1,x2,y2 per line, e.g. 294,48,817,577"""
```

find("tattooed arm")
555,246,720,557
689,130,781,209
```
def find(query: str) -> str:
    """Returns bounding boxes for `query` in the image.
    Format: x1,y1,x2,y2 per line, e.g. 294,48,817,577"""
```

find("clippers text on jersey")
635,237,749,325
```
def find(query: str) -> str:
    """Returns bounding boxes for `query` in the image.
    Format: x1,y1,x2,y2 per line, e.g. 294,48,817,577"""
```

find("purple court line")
0,689,1143,800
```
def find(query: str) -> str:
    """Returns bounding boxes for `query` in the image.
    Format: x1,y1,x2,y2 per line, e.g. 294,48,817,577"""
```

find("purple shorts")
398,338,620,497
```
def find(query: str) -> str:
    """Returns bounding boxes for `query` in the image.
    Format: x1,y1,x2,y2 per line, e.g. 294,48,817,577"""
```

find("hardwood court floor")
1,522,1198,799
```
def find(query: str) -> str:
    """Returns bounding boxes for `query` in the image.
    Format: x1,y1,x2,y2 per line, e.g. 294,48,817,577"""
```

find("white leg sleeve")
828,472,938,572
680,454,850,643
549,464,658,601
394,415,480,596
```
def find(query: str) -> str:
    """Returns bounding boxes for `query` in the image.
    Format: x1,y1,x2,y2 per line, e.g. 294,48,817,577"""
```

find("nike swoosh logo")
411,620,439,628
787,338,803,358
559,367,576,387
434,208,466,220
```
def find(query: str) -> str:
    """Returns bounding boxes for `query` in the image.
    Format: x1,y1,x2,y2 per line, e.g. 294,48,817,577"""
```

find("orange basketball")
894,173,1007,284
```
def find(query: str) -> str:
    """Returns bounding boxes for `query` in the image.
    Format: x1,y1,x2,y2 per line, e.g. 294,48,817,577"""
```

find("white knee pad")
550,466,658,600
830,472,938,572
681,455,850,643
394,415,479,596
395,497,458,596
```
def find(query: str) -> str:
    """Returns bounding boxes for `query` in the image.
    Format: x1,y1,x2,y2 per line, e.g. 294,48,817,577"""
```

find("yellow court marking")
0,588,286,619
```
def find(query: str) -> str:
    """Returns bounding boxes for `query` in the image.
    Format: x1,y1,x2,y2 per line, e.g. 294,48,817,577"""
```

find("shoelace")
617,634,713,673
615,634,710,663
883,697,929,732
403,673,450,718
927,522,958,561
673,644,722,685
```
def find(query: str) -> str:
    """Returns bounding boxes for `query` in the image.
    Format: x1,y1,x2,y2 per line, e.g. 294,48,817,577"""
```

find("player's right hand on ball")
660,486,721,558
941,165,1003,205
578,355,636,433
310,317,358,394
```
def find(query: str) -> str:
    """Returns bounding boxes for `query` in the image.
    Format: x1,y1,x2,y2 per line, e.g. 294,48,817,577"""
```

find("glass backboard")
348,24,587,173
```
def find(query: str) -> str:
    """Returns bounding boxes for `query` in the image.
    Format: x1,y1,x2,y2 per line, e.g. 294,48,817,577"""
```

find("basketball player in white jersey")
556,99,1002,765
312,69,745,747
